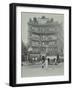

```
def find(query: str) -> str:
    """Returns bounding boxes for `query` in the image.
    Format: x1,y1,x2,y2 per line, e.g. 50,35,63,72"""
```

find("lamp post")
28,47,33,62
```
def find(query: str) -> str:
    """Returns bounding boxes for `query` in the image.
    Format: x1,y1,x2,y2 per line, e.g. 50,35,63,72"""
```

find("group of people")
31,54,59,68
41,54,59,68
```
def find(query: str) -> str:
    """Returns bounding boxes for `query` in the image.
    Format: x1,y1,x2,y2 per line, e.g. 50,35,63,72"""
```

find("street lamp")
28,47,33,63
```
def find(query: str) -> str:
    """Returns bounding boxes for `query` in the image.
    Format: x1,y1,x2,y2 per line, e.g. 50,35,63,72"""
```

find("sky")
21,12,64,45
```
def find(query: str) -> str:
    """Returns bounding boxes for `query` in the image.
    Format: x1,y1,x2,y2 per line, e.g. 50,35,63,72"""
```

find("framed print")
9,3,71,87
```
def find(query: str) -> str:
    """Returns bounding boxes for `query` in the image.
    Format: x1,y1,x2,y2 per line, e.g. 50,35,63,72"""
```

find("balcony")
31,30,56,35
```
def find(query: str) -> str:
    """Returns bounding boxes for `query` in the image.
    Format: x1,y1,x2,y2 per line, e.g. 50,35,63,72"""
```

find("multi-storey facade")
28,16,63,60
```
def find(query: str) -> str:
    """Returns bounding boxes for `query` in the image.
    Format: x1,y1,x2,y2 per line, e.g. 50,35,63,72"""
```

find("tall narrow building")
28,16,63,60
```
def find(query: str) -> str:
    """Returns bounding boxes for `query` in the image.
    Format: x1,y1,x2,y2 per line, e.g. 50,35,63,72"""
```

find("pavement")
21,62,64,77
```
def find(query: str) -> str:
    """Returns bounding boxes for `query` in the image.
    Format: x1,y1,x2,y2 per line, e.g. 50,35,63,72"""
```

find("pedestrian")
57,54,59,63
42,56,45,68
48,58,50,65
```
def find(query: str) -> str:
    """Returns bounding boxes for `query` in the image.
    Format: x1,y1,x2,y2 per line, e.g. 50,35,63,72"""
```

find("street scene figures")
21,13,64,77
